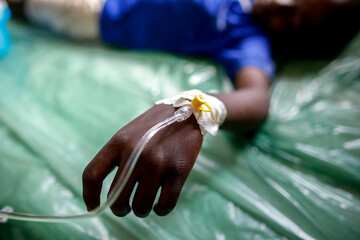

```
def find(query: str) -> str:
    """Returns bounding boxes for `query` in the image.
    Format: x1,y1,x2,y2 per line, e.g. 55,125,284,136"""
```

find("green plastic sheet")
0,22,359,240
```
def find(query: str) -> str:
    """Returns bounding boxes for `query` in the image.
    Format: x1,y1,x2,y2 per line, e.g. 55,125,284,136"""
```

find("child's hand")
82,104,203,217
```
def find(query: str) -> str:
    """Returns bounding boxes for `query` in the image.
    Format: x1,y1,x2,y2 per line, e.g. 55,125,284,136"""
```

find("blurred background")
0,0,360,239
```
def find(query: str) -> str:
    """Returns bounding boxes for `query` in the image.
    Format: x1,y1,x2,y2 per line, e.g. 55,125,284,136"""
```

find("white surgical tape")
25,0,104,40
156,90,227,136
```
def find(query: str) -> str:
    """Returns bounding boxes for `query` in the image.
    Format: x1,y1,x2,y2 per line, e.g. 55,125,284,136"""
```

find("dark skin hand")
83,104,203,217
6,0,270,218
82,67,270,217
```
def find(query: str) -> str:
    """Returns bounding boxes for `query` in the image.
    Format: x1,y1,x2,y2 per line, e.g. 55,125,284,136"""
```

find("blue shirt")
100,0,274,80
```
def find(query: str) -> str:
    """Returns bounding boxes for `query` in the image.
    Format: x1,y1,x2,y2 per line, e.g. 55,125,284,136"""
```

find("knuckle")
112,129,130,146
141,147,168,173
82,166,99,184
168,159,189,178
144,145,166,161
154,147,167,161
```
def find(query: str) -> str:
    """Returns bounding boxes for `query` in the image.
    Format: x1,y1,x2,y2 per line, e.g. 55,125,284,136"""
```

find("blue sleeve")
99,0,275,81
211,33,275,80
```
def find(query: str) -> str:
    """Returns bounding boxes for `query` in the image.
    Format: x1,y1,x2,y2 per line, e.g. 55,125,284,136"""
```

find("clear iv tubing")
0,106,193,223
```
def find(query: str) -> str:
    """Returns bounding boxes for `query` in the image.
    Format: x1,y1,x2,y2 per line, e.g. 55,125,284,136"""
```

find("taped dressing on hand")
156,89,227,135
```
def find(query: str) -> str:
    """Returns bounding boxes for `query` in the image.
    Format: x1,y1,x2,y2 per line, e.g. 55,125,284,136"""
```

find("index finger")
82,136,123,211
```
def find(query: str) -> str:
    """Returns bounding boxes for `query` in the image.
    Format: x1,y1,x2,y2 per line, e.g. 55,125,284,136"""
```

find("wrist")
155,90,227,136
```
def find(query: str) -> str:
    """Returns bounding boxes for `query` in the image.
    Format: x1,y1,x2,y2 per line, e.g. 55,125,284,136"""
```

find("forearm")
215,67,271,132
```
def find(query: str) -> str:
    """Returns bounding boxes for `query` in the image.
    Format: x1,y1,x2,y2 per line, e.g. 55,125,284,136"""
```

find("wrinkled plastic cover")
0,22,359,240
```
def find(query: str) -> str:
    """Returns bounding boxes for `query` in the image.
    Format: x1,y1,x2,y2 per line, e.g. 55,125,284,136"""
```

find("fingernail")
153,204,173,216
111,205,131,217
